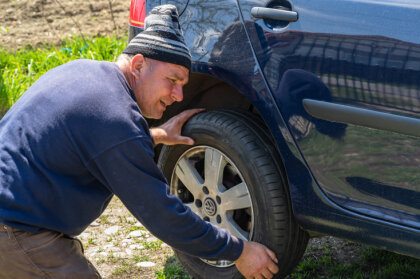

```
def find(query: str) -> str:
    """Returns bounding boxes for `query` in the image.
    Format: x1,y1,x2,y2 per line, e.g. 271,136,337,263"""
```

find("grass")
152,246,420,279
289,246,420,279
0,35,127,114
155,256,190,279
142,240,163,251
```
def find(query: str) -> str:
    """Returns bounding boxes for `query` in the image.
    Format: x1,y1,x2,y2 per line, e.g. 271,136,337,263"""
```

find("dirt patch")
0,0,129,50
305,236,363,265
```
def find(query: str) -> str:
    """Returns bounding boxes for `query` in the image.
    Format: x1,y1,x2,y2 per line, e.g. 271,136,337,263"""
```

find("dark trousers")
0,223,101,279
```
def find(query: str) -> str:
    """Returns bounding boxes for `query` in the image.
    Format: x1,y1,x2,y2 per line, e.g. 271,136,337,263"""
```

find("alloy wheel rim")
170,146,254,268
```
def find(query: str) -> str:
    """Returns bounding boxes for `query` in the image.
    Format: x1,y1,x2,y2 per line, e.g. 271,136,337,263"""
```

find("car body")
129,0,420,278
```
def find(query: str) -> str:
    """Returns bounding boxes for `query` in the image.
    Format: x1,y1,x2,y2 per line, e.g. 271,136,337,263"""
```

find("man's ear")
130,54,146,80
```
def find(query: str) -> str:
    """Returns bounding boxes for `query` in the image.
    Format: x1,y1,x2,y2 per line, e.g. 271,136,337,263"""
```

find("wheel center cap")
204,198,217,216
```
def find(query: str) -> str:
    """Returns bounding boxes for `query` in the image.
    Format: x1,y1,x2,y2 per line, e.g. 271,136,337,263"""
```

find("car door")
238,0,420,228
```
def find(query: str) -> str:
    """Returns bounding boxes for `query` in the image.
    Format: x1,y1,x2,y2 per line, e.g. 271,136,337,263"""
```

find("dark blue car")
129,0,420,278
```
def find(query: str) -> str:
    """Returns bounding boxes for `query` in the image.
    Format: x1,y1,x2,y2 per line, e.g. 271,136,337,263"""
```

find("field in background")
0,0,130,49
1,35,419,278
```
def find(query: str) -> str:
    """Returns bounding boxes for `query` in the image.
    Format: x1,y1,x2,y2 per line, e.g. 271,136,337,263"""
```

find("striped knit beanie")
123,4,191,70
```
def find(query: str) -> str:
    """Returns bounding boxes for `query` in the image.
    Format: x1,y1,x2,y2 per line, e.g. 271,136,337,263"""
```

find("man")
0,5,279,279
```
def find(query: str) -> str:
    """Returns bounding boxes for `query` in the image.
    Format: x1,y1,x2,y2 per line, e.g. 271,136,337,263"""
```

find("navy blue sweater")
0,59,243,261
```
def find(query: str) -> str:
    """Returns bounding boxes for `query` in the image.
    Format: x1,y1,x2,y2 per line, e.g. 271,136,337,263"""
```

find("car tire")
158,110,308,279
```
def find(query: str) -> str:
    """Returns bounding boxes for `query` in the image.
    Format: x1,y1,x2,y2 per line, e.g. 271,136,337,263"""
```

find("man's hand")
234,241,279,279
150,108,205,145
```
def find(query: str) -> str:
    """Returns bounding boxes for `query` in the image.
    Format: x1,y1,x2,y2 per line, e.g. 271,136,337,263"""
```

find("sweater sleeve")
86,136,243,261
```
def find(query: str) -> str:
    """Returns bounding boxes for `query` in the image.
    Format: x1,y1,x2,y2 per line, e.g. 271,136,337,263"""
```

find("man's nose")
171,84,183,102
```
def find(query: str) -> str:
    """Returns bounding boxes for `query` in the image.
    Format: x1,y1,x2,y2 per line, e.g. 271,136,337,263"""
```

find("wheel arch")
149,72,254,124
149,72,289,175
149,72,300,227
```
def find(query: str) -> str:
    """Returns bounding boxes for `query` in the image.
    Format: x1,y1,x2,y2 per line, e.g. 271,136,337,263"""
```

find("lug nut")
195,199,202,208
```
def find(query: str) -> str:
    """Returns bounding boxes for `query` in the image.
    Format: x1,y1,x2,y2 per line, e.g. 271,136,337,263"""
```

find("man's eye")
168,78,176,84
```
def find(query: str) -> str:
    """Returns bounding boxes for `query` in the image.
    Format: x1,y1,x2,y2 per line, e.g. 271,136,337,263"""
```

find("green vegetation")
152,246,418,279
155,256,190,279
128,225,143,232
0,36,127,115
112,264,131,276
288,246,420,279
142,240,163,251
132,254,150,263
101,215,111,224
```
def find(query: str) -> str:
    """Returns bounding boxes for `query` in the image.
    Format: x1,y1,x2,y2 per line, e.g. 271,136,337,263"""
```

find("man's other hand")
235,241,279,279
150,108,204,145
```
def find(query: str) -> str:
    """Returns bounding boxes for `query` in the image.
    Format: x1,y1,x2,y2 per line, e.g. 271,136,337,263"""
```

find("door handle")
251,7,298,22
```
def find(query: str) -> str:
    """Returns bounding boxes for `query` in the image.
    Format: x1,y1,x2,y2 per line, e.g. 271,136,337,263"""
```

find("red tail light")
130,0,146,28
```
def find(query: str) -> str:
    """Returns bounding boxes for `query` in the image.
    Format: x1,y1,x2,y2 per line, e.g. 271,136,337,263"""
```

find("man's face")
131,56,189,119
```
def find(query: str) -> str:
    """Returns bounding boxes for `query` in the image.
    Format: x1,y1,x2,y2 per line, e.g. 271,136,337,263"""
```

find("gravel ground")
80,197,176,279
80,198,364,278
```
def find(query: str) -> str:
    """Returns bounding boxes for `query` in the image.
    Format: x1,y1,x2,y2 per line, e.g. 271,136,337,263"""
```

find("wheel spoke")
175,158,204,197
172,146,254,268
222,216,249,241
209,217,219,226
204,148,226,192
220,182,251,211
